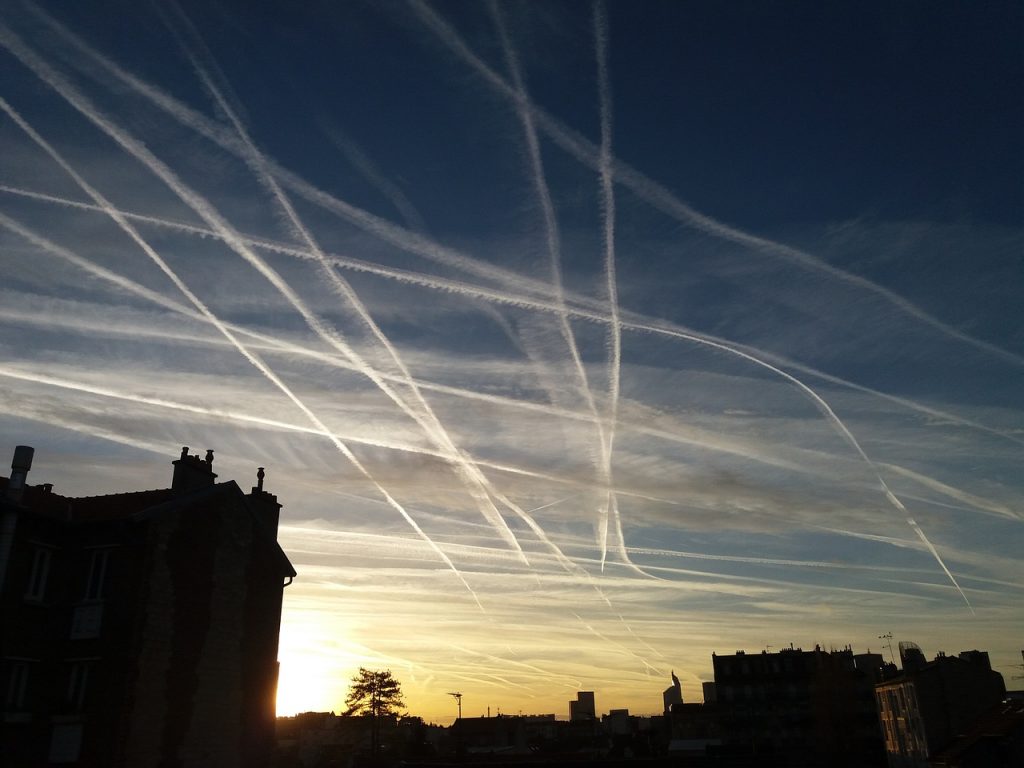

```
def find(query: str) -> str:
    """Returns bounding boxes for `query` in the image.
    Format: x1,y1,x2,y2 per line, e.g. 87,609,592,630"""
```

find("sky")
1,0,1022,722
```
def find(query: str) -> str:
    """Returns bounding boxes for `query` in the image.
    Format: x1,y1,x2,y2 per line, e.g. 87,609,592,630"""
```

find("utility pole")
447,692,463,721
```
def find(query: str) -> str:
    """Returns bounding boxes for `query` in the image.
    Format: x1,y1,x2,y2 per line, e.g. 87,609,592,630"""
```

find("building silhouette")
662,670,682,715
0,445,295,767
710,645,886,767
569,690,596,722
875,645,1007,767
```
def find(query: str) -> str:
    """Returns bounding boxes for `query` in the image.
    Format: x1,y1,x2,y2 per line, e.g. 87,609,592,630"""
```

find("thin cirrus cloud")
1,1,1021,720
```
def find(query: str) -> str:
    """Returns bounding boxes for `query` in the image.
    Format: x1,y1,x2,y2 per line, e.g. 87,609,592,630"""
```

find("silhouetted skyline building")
711,645,886,767
875,645,1007,767
662,670,682,715
0,445,295,767
569,690,596,722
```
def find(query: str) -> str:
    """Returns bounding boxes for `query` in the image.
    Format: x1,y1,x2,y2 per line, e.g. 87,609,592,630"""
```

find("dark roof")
1,476,296,579
929,698,1024,764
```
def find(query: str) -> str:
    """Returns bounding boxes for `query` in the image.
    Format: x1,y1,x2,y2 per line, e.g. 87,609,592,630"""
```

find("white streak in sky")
0,15,985,610
489,1,628,576
24,2,561,302
0,27,486,610
593,0,628,574
6,182,1016,468
406,0,1024,370
160,2,530,564
319,122,428,233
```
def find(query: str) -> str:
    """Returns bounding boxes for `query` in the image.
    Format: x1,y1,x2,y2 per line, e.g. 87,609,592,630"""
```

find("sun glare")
275,616,352,716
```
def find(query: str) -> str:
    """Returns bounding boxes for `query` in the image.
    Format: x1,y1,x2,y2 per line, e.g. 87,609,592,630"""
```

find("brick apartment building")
0,445,296,767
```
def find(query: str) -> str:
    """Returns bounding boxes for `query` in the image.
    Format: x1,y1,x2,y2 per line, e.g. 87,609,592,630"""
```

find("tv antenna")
878,632,895,665
447,692,463,720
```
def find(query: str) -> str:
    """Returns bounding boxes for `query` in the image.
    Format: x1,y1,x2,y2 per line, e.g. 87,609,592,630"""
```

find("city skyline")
1,1,1021,723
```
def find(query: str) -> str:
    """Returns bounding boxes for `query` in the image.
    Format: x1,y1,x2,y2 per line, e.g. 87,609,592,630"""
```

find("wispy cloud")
1,1,1020,720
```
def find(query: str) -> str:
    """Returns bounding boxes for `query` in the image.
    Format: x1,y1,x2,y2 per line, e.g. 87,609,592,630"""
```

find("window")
84,549,110,600
66,664,90,711
5,662,29,710
25,548,51,601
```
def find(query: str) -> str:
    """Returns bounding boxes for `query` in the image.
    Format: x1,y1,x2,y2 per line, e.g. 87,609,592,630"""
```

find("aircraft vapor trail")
623,321,976,611
16,0,571,569
593,0,628,575
8,183,1014,505
0,28,986,609
8,183,1016,456
431,1,978,601
0,246,806,501
319,122,428,233
0,31,486,611
21,0,1023,473
160,3,530,565
489,1,629,577
407,0,1024,370
8,188,1007,542
17,6,1014,463
24,1,561,302
570,612,663,676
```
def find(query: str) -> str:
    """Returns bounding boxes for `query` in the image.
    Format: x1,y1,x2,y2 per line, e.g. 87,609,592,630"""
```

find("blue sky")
1,1,1022,719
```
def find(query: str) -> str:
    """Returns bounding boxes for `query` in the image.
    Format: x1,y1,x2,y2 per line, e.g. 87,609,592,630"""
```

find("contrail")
319,122,429,233
9,182,1016,457
0,76,986,614
881,463,1021,522
593,0,628,575
0,274,483,614
28,0,1024,379
7,179,1012,516
24,0,560,302
624,320,975,611
158,3,529,564
489,1,627,576
570,612,663,676
0,45,486,609
0,224,813,488
407,0,1024,370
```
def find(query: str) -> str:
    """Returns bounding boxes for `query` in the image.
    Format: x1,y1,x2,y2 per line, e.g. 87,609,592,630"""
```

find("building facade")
712,646,886,767
875,647,1006,768
0,445,296,767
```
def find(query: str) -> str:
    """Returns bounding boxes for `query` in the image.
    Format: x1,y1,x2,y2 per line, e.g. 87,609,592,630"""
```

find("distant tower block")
663,670,683,713
569,691,596,721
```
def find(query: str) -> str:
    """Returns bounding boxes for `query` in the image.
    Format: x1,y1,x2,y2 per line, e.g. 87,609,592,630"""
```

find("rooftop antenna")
878,632,896,665
447,692,463,721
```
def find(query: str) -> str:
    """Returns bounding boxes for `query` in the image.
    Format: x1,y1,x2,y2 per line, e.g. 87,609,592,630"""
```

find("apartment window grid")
4,661,30,710
66,663,91,711
84,548,111,601
24,547,51,601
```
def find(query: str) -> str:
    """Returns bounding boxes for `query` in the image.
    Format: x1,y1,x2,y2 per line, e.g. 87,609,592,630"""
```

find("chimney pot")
257,467,265,491
7,445,34,499
180,446,189,460
205,449,214,466
12,445,34,472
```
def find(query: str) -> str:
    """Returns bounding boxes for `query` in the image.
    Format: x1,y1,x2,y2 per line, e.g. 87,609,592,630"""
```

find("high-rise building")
0,445,296,767
662,670,683,714
569,690,596,721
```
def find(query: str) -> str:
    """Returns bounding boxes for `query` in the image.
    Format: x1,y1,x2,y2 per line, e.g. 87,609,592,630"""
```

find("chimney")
171,446,218,492
249,466,282,536
6,445,34,501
